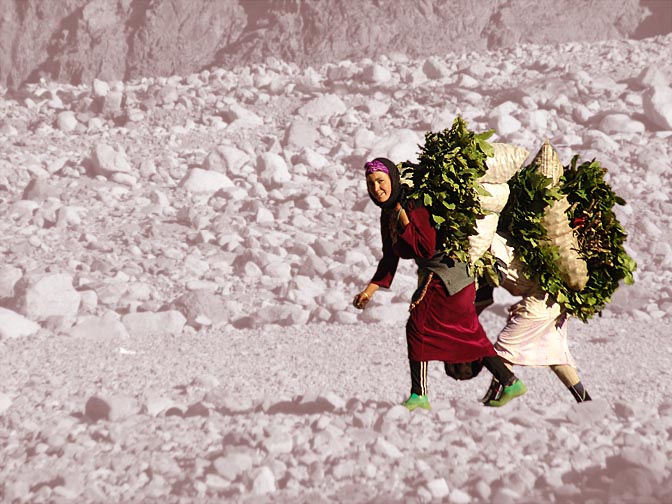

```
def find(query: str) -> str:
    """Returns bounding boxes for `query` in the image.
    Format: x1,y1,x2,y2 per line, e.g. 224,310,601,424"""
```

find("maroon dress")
371,205,497,363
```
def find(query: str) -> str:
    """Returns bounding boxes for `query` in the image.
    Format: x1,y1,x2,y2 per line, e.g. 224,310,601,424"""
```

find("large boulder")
11,272,81,324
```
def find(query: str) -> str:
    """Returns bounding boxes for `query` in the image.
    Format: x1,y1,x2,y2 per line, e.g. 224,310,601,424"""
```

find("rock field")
0,14,671,504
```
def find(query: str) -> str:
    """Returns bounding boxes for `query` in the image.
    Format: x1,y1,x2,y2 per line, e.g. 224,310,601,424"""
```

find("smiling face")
366,171,392,203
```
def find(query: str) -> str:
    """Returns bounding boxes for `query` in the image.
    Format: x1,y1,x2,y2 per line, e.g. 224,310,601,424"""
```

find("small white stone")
643,86,672,130
252,466,276,495
57,111,78,132
0,393,13,414
426,478,450,499
179,168,234,195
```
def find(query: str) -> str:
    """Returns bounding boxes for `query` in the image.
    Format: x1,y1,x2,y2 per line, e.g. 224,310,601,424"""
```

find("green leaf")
500,152,637,322
408,116,491,263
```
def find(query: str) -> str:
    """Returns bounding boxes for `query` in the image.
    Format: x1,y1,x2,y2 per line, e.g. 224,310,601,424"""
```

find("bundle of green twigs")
499,155,636,321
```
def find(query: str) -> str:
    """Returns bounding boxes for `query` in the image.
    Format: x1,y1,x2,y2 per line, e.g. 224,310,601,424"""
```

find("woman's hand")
353,284,379,309
353,291,371,309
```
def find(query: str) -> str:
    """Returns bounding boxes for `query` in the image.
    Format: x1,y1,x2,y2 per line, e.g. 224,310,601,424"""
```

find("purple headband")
364,159,390,176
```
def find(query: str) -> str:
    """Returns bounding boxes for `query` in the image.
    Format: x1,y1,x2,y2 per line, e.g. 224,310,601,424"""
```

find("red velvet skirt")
406,278,496,363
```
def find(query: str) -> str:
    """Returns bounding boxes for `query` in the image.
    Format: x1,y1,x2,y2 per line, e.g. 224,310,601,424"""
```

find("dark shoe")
402,393,431,411
480,378,503,404
569,382,592,402
485,379,527,407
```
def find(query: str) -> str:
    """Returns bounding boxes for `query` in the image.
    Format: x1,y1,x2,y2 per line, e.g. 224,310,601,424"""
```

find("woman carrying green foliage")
479,233,592,404
352,157,527,410
481,142,636,404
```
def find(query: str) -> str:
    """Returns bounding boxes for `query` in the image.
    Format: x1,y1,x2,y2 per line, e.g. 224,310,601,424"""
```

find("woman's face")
366,171,392,203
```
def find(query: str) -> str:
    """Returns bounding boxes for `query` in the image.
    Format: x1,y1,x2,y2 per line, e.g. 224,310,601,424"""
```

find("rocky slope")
1,0,668,91
0,3,671,502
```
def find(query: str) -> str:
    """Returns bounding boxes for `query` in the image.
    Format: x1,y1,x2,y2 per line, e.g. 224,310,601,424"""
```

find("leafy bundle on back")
407,116,494,268
559,156,636,320
499,146,636,322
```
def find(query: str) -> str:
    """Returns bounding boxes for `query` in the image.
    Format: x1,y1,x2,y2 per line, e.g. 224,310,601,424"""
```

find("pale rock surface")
0,307,41,339
203,144,251,175
56,110,78,132
213,451,255,481
362,63,393,84
164,289,232,328
100,89,124,119
85,393,141,422
225,103,264,129
636,65,669,89
12,272,80,323
257,152,292,188
642,85,672,130
21,177,60,201
427,478,451,499
0,265,23,299
121,310,186,337
297,94,347,118
179,168,234,195
92,78,110,97
359,303,410,325
0,392,12,414
90,143,133,177
599,113,646,134
284,119,321,148
423,57,451,80
297,147,329,170
368,128,422,163
67,312,130,338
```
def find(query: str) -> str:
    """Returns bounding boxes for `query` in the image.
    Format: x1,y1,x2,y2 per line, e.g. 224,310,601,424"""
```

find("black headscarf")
365,157,403,210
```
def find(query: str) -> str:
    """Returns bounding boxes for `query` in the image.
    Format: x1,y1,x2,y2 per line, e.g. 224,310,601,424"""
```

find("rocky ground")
0,29,671,503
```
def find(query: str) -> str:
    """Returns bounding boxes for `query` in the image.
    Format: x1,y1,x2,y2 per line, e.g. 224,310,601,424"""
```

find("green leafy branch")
499,155,637,322
407,116,495,270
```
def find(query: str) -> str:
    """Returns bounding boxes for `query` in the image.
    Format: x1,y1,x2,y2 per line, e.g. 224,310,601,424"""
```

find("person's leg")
482,355,515,385
404,360,431,410
482,355,526,407
551,364,592,402
480,360,513,403
410,360,428,396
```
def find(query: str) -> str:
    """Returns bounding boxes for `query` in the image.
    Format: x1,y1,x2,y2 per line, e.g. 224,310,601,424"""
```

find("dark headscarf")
364,157,403,210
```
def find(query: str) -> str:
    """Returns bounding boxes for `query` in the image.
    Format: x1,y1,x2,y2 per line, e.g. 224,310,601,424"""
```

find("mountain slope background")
1,0,670,91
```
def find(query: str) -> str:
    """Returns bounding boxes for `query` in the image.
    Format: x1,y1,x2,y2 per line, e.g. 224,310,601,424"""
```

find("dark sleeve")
370,212,399,289
395,205,436,260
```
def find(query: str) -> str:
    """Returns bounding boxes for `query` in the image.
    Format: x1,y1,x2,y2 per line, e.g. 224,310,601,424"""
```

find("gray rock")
165,289,231,327
643,85,672,130
0,392,12,414
56,110,78,132
0,265,23,300
12,272,80,323
90,143,133,177
213,450,255,480
0,308,40,339
284,119,320,148
178,168,234,195
121,310,186,338
67,312,129,338
85,394,141,422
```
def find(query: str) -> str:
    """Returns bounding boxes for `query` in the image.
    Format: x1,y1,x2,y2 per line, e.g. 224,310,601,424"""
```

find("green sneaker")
402,393,431,411
485,379,527,407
